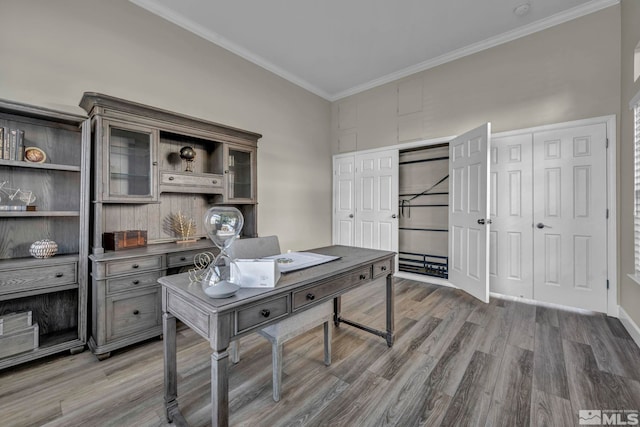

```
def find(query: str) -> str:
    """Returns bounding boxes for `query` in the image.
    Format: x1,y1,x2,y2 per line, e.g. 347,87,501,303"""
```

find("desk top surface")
159,245,395,313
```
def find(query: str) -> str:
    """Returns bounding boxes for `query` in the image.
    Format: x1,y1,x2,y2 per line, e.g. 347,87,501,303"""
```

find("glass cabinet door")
103,121,157,202
225,144,255,202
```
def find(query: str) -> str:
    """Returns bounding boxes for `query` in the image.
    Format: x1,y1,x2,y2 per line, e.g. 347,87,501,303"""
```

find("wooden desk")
159,245,395,427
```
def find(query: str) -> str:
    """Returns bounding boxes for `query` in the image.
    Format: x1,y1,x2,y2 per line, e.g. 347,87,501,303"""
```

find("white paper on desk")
231,259,281,288
264,252,340,273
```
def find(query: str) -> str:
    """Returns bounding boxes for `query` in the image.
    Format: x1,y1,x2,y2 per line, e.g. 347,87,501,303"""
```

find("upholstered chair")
228,236,332,402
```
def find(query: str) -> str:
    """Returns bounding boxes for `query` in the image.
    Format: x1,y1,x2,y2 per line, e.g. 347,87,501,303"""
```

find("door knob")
536,223,546,229
477,219,492,225
391,214,397,219
349,214,354,218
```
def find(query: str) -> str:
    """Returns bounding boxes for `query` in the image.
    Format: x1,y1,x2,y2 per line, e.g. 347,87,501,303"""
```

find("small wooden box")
0,323,39,358
103,230,148,251
0,311,33,334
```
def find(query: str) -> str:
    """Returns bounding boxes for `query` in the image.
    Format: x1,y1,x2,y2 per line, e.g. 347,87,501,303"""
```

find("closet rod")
399,227,448,232
400,251,448,259
398,204,448,207
399,192,448,197
399,156,449,165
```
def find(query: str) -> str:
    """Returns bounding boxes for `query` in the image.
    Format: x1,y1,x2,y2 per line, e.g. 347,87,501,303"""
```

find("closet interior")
398,143,449,279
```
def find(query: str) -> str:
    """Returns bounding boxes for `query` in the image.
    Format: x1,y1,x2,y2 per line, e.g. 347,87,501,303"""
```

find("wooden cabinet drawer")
161,172,224,188
106,288,161,341
105,255,163,277
106,271,164,294
235,295,289,334
167,249,213,268
0,263,77,295
372,259,392,279
293,266,371,311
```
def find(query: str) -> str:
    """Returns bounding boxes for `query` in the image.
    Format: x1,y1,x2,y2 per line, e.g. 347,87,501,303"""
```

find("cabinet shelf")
0,211,80,217
0,159,81,172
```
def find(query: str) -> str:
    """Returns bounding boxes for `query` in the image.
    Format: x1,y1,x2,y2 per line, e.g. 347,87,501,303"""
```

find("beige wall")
0,0,332,252
620,0,640,326
331,6,621,153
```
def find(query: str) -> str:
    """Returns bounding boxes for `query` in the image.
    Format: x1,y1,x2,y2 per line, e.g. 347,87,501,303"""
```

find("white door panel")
355,149,399,251
532,124,607,312
449,123,491,303
489,134,534,299
333,156,355,246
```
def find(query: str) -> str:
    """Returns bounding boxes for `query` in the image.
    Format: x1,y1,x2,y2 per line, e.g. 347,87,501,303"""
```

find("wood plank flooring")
1,278,639,426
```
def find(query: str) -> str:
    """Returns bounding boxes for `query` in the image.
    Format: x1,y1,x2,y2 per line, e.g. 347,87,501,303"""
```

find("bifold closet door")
532,124,607,312
489,122,608,313
355,150,399,251
449,123,491,303
489,134,534,299
333,155,355,246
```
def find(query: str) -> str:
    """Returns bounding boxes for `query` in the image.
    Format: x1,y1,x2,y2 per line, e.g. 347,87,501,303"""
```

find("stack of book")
0,205,37,211
0,128,25,161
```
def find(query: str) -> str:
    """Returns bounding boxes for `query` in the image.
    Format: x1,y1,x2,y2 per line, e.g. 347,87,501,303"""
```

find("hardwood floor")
1,278,639,426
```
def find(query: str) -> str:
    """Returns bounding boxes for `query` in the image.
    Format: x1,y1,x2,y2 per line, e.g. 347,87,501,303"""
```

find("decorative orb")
179,146,196,161
29,239,58,258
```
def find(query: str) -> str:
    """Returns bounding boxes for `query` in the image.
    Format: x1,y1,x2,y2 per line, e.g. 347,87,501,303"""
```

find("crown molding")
130,0,619,102
129,0,333,100
331,0,620,100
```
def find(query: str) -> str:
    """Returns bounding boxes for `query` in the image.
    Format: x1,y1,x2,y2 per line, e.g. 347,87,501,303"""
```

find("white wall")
0,0,332,251
620,0,640,328
331,6,621,153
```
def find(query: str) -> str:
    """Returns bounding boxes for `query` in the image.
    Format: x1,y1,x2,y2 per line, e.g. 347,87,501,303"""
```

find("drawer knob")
212,180,218,184
132,280,140,285
306,293,315,301
55,272,64,278
381,266,387,271
261,309,270,318
180,257,186,261
359,274,366,280
133,310,140,315
168,176,175,181
132,264,139,269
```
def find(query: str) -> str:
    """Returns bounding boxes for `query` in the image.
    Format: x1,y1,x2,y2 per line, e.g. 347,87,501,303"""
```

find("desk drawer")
236,295,289,334
106,288,161,341
372,259,392,279
105,255,163,277
161,172,224,188
293,266,371,310
106,271,164,294
0,262,77,295
167,249,212,268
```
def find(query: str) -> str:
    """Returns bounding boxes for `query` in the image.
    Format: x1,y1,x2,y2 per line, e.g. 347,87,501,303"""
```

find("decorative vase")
29,239,58,258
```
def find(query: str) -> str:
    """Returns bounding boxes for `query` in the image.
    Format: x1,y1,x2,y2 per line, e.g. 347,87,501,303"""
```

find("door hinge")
606,138,609,148
606,208,609,219
607,279,610,289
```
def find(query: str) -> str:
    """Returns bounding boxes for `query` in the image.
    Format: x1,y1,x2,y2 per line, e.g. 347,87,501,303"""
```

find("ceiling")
130,0,617,101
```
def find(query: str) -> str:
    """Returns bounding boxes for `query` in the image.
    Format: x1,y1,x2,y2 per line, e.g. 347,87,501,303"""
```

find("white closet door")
449,123,491,303
489,134,534,298
532,123,608,312
333,155,355,246
355,149,399,251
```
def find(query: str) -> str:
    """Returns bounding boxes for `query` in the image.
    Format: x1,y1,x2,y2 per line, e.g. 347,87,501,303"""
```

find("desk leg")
211,348,230,427
333,296,342,327
163,312,180,422
386,273,395,347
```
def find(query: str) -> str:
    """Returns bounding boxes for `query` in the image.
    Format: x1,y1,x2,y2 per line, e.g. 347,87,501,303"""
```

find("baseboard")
489,292,598,315
619,306,640,349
